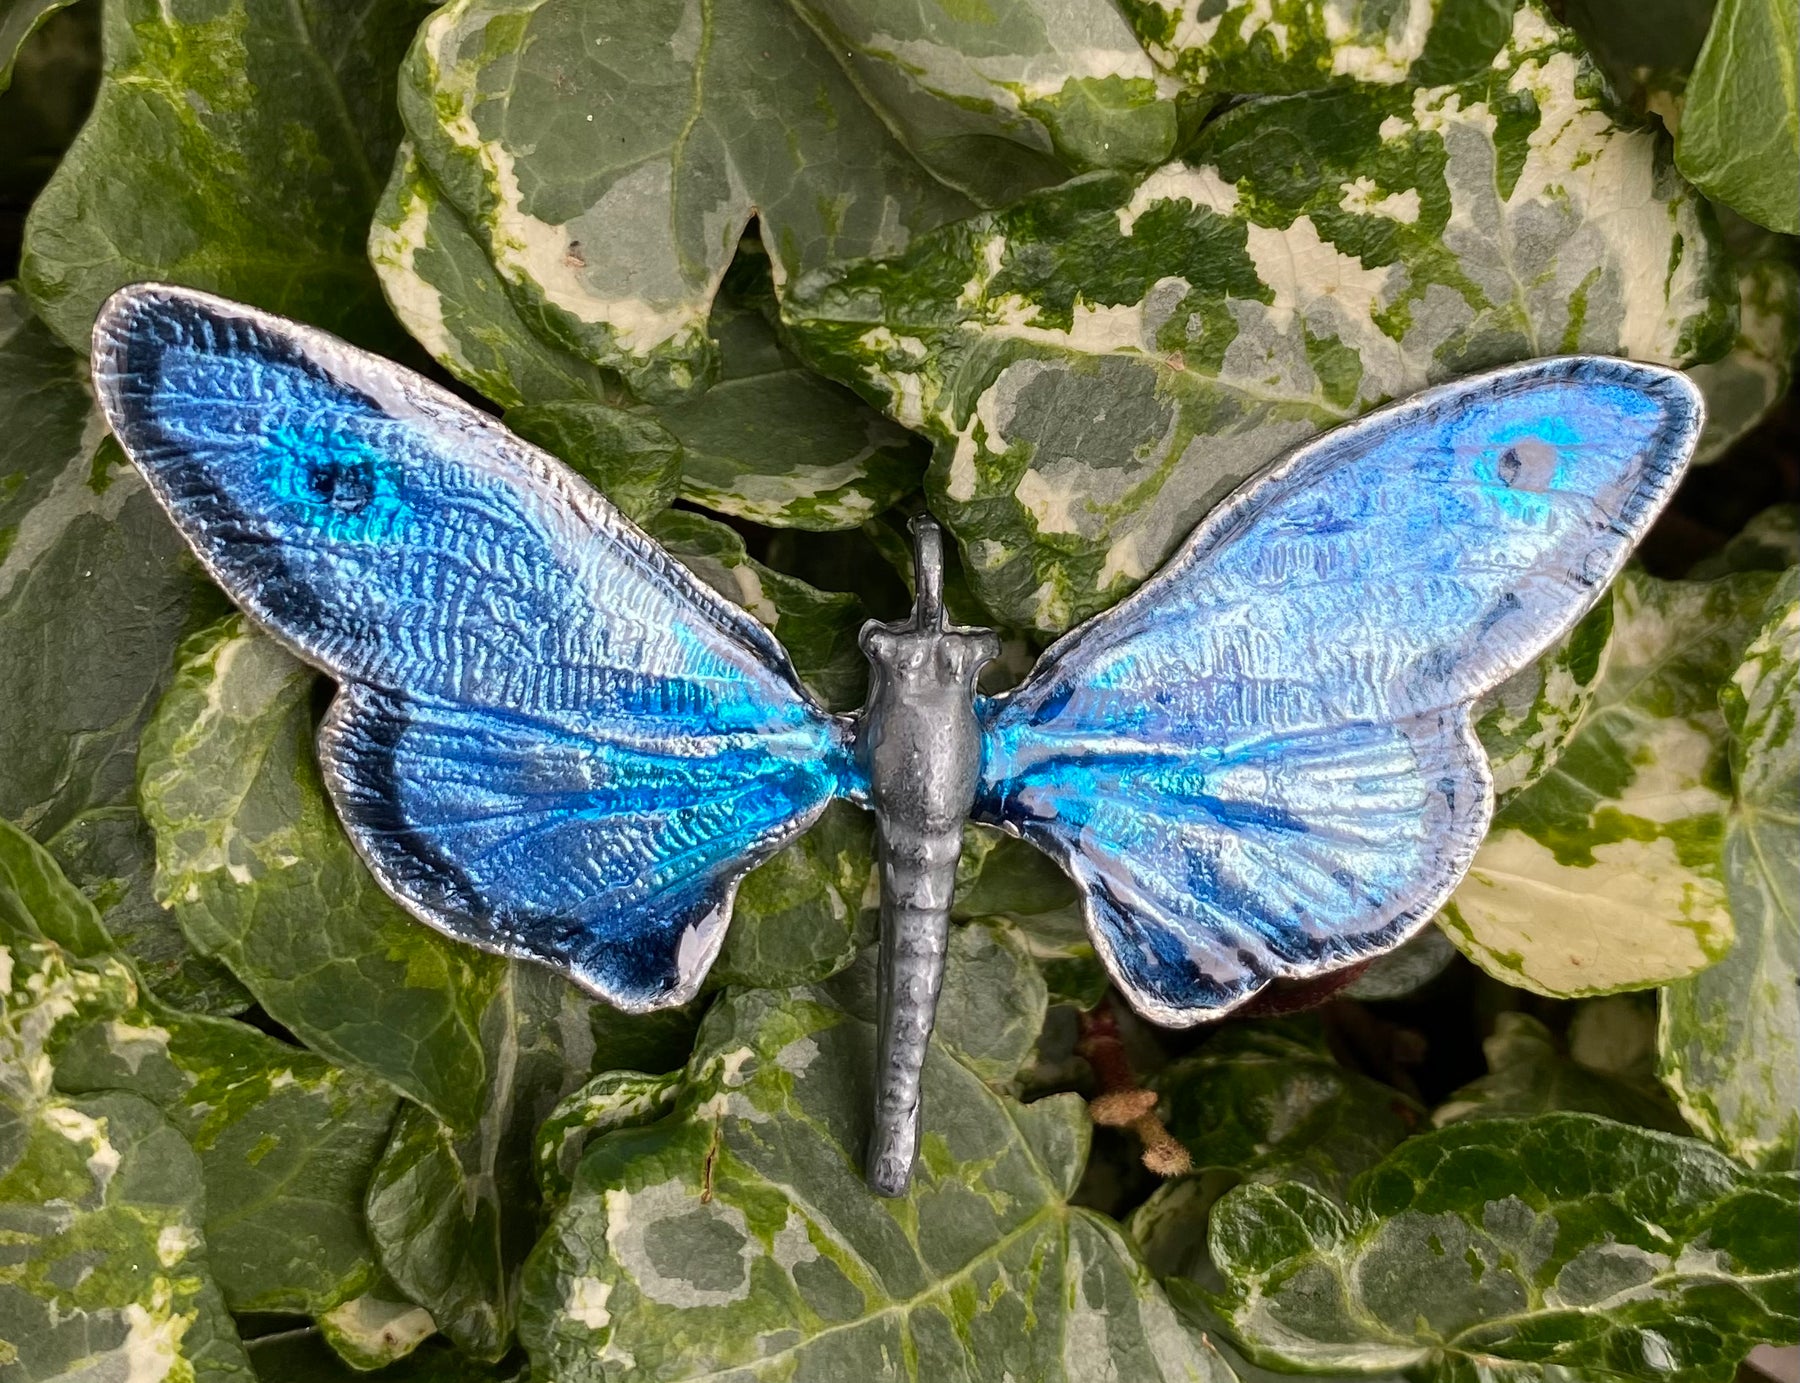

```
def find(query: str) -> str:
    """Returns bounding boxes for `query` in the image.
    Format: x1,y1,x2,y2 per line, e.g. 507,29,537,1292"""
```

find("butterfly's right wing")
94,285,855,1009
975,358,1702,1025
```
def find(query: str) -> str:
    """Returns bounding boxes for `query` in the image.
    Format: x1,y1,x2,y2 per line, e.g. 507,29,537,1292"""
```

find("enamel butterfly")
94,285,1701,1194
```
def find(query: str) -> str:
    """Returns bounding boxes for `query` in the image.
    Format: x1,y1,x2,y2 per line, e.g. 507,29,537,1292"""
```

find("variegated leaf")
1659,568,1799,1170
1441,568,1777,996
785,4,1733,633
398,0,975,399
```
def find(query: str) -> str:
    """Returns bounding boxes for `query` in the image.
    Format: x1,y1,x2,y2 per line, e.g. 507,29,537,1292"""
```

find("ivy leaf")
787,0,1182,202
246,1331,526,1383
399,0,975,399
0,0,76,89
659,284,928,532
369,144,631,413
503,402,681,525
365,963,609,1362
518,923,1232,1383
1689,225,1800,464
1473,597,1615,804
1659,569,1799,1170
1342,925,1460,1000
137,617,509,1130
55,997,402,1316
785,4,1732,633
0,285,242,1012
1440,567,1778,997
1121,0,1520,94
1193,1114,1800,1382
1433,1012,1689,1132
1689,504,1800,580
1156,1021,1425,1202
0,927,253,1383
314,1294,440,1371
371,168,926,529
19,0,418,352
3,817,402,1324
1561,0,1715,121
534,1069,683,1207
1675,0,1799,233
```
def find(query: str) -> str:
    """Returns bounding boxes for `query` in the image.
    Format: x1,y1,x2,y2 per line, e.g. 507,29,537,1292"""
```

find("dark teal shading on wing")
976,358,1703,1025
93,285,855,1010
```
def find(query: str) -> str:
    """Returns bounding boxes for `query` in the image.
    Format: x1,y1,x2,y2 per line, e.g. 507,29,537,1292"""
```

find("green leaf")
1660,568,1800,1170
370,179,926,528
1433,1012,1689,1131
1560,0,1714,123
245,1331,524,1383
1440,567,1777,996
54,996,401,1315
136,617,505,1131
1675,0,1800,233
659,285,928,532
1689,226,1800,464
0,933,254,1383
1195,1113,1800,1381
709,801,874,993
0,0,76,89
0,285,243,1012
19,0,419,352
1121,0,1519,94
243,1325,522,1383
399,0,975,400
1342,924,1460,1000
1691,504,1800,579
534,1069,682,1206
517,922,1233,1382
785,4,1733,633
3,818,401,1320
315,1295,440,1372
0,811,114,958
787,0,1181,202
1156,1021,1425,1202
1473,595,1615,804
369,143,631,412
503,401,681,525
365,962,610,1361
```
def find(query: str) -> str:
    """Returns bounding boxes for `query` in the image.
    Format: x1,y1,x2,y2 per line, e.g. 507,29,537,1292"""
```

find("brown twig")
1076,998,1191,1178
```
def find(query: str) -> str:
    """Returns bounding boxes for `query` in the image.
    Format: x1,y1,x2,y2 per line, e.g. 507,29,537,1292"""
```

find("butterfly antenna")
909,513,946,630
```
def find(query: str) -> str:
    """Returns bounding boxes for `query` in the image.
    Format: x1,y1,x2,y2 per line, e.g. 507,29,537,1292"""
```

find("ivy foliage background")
0,0,1796,1379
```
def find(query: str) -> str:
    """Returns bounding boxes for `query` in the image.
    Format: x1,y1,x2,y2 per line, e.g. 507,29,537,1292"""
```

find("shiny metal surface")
975,357,1702,1026
93,284,859,1013
855,517,998,1195
95,285,1701,1196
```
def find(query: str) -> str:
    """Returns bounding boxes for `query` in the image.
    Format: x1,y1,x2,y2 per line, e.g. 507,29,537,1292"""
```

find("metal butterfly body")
93,285,1703,1196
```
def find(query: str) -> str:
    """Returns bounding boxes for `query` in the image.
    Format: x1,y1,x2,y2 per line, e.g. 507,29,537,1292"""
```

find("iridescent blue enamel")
974,357,1702,1025
94,285,1702,1195
93,285,860,1013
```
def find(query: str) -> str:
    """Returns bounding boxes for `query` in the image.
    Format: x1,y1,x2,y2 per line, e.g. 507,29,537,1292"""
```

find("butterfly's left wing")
94,285,857,1010
975,358,1702,1025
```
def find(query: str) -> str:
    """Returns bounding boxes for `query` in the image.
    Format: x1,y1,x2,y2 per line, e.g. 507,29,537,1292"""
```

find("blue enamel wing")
94,285,1702,1195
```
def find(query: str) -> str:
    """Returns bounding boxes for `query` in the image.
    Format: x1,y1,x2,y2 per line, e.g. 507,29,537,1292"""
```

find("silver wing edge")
1019,709,1495,1028
979,355,1702,1025
88,281,823,709
991,355,1705,713
91,283,844,1007
314,690,835,1011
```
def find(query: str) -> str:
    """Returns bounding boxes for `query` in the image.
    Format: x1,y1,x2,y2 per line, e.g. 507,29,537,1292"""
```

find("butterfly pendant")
93,285,1702,1196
